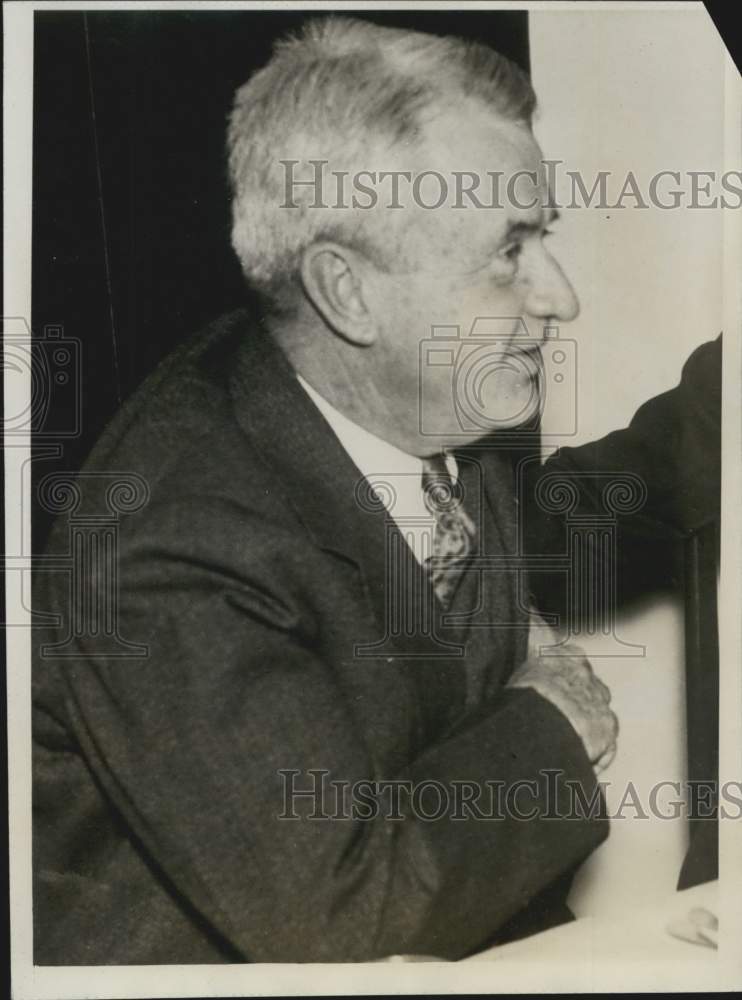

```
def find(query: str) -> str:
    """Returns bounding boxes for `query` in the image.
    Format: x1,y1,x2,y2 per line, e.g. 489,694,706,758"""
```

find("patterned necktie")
421,454,477,608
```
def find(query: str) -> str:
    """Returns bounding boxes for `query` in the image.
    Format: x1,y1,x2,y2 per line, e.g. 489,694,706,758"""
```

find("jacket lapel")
446,442,530,703
226,314,464,657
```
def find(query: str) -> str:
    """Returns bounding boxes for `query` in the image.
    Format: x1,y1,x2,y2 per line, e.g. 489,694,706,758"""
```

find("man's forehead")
423,105,543,171
420,106,550,216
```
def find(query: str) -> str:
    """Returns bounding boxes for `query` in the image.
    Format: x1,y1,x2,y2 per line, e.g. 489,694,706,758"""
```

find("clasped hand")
508,611,619,772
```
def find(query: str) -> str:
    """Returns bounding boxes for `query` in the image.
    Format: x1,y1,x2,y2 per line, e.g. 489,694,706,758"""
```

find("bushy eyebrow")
478,207,560,261
502,206,560,243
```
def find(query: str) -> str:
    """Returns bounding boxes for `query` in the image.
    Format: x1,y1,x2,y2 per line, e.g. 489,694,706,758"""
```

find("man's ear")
299,242,378,346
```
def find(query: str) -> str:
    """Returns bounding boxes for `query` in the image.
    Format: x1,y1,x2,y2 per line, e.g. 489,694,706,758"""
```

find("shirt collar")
296,374,457,484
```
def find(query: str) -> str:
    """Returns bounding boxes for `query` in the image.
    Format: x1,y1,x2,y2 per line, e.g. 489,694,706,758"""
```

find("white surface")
567,595,689,917
467,881,718,965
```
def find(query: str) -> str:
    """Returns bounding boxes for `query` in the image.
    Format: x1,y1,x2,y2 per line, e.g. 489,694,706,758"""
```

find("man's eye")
500,242,523,262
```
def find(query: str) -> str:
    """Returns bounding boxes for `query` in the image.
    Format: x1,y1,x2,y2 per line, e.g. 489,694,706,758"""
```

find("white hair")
227,16,536,298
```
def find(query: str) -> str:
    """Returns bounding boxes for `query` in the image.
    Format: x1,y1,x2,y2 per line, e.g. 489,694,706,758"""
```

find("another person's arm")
527,336,721,614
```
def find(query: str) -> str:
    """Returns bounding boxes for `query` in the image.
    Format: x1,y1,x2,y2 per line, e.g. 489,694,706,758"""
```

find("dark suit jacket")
32,310,606,964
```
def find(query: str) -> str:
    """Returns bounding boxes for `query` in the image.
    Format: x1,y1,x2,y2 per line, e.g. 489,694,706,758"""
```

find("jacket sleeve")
527,336,721,612
46,492,606,962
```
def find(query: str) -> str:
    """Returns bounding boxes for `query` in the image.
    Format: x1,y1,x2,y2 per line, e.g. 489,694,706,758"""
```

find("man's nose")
524,251,580,323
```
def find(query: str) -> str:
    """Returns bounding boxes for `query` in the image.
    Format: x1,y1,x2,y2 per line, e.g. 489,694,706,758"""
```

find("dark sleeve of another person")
526,336,721,615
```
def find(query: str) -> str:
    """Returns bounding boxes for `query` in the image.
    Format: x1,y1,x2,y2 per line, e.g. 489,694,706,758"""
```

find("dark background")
31,8,530,548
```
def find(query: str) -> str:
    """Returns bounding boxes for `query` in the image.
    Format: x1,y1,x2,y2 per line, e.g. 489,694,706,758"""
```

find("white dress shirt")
297,375,458,566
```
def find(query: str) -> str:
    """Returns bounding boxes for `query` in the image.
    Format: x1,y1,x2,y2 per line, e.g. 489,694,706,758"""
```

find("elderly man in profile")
33,17,619,963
